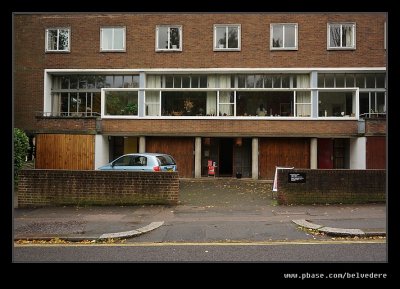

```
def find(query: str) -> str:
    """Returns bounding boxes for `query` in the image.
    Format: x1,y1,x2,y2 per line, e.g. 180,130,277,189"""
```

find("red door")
318,139,333,169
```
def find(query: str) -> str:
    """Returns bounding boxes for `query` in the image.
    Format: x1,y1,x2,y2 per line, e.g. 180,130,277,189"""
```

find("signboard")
288,172,306,183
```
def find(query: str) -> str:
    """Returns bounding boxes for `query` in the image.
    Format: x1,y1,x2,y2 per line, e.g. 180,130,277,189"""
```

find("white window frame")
213,24,241,51
270,23,298,51
327,23,356,50
45,28,70,52
155,25,183,52
100,27,126,52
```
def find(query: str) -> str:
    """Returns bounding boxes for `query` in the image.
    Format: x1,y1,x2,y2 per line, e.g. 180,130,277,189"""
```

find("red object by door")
318,139,333,169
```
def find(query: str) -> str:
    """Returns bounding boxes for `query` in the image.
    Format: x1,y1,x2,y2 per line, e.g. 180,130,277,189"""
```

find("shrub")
14,128,29,182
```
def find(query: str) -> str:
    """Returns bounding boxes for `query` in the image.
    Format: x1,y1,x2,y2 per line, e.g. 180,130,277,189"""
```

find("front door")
219,138,233,176
318,138,333,169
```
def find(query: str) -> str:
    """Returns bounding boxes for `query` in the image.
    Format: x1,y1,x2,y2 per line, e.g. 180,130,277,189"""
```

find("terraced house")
14,12,387,179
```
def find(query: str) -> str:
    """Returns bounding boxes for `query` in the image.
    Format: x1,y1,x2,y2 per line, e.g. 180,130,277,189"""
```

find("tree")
14,128,30,182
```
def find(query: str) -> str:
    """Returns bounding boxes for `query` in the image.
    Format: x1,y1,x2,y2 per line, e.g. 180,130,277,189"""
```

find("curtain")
218,75,233,116
52,93,61,116
207,75,217,115
296,75,311,116
145,75,161,116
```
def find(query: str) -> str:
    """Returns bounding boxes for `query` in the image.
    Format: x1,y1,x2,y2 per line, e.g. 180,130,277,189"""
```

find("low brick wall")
18,169,179,207
277,169,385,205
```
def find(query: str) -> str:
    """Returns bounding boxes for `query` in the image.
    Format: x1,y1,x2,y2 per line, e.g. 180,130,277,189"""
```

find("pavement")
13,178,386,242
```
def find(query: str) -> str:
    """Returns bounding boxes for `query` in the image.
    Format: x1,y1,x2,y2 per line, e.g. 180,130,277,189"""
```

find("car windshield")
156,155,176,165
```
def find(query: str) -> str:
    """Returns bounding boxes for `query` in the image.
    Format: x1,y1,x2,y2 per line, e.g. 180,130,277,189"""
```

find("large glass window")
156,26,182,51
328,23,356,49
214,25,240,50
46,28,70,52
105,91,138,116
270,24,298,50
100,27,126,51
145,91,161,116
161,92,209,116
318,92,354,117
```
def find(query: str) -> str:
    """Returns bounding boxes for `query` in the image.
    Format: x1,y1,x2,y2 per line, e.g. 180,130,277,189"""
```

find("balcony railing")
359,112,386,119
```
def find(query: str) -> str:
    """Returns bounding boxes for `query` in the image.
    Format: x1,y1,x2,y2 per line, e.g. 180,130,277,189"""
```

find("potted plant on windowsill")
121,103,138,115
170,29,179,50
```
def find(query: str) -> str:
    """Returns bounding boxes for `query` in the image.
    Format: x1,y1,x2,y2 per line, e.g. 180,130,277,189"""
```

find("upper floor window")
100,27,126,52
45,28,70,52
270,24,298,50
156,25,182,51
214,24,241,51
327,23,356,50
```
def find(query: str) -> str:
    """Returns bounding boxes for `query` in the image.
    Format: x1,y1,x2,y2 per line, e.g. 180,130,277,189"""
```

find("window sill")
270,48,298,51
213,48,241,52
156,49,182,52
327,47,356,51
100,50,126,53
45,50,70,53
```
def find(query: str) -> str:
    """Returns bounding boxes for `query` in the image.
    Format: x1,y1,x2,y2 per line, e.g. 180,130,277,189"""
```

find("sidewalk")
13,179,386,242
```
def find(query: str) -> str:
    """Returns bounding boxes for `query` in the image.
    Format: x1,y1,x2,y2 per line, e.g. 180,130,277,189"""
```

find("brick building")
13,13,387,179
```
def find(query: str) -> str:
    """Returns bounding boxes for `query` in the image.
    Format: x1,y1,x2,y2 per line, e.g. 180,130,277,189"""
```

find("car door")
112,155,135,170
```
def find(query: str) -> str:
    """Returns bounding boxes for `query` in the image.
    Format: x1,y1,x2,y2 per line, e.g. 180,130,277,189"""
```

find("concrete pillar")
252,137,259,179
350,137,366,169
94,135,110,169
310,138,318,169
311,71,318,118
139,136,146,153
195,137,202,178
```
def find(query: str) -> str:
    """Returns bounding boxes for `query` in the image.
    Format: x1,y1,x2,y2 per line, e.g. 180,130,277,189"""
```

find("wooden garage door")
146,137,194,178
259,138,310,179
36,134,94,170
366,136,386,169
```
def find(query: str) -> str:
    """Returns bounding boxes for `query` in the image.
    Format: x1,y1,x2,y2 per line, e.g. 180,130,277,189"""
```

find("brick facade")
14,13,386,131
277,169,385,205
18,169,179,207
101,119,359,137
35,117,98,134
365,119,386,136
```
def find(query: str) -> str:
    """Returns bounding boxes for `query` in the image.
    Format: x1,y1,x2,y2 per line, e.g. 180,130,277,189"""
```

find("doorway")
219,138,233,176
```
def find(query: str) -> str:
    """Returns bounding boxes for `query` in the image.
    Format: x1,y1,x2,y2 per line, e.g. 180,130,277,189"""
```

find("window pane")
216,26,226,48
191,76,199,88
355,74,365,88
101,28,113,50
200,76,207,88
61,93,69,115
335,74,345,87
330,25,341,47
255,75,263,88
48,30,58,50
165,76,173,88
123,75,133,88
173,76,182,88
96,76,106,88
342,25,353,47
272,75,281,88
105,91,138,115
246,75,254,88
58,29,69,50
238,75,245,88
272,25,283,47
182,76,190,88
345,74,355,87
281,75,290,88
366,74,375,88
105,76,113,88
132,76,139,88
61,76,69,89
169,27,180,49
284,25,296,47
92,92,101,115
113,28,124,50
69,75,78,89
324,74,334,87
78,77,87,89
114,76,123,88
158,26,168,49
264,75,272,88
318,74,324,87
359,93,369,116
376,73,386,88
69,92,78,113
376,92,385,113
227,26,238,48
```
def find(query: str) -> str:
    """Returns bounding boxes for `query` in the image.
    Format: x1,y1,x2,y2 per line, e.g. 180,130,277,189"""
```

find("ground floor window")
359,92,386,117
161,91,211,116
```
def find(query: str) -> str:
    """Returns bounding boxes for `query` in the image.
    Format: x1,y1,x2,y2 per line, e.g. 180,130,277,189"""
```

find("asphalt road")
14,241,386,262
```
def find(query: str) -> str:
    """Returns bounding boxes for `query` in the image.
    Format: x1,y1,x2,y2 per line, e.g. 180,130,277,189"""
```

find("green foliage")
123,103,138,115
14,128,29,182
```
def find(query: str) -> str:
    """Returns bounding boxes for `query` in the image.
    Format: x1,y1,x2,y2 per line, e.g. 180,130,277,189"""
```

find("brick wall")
365,119,386,136
18,170,179,207
35,117,98,134
102,119,358,137
277,169,385,205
